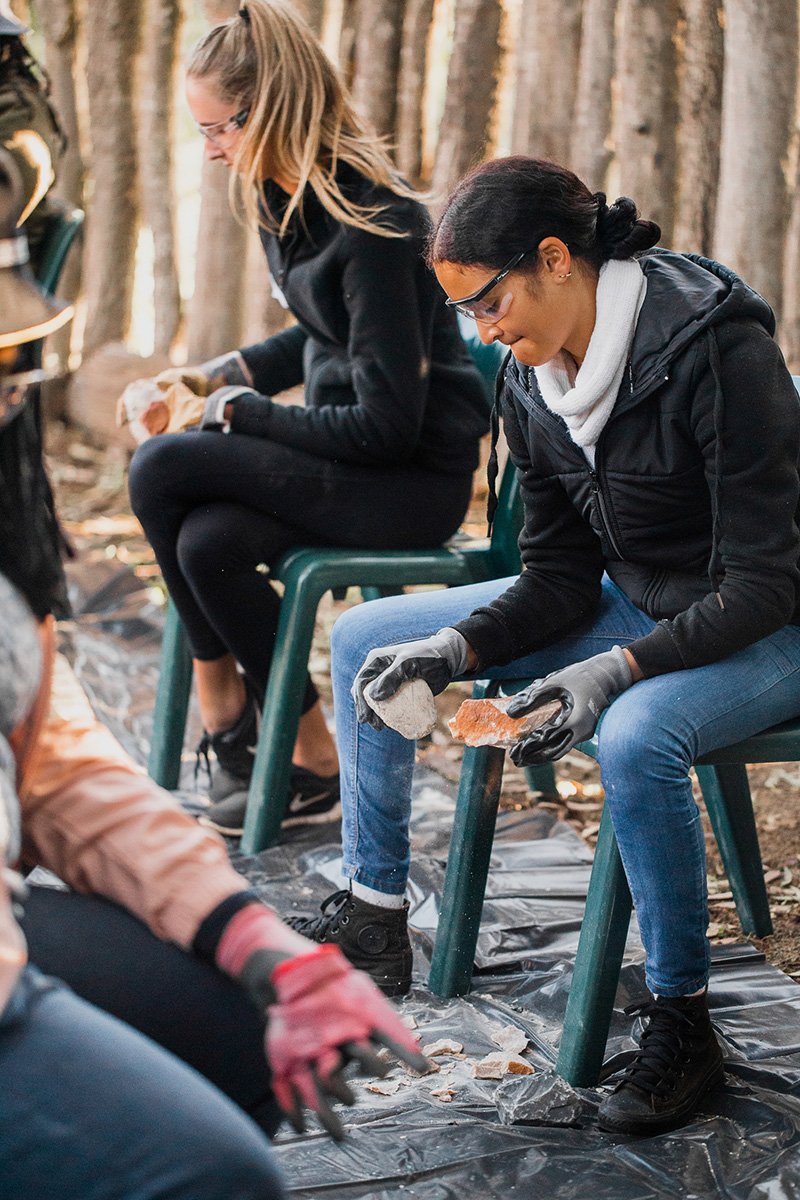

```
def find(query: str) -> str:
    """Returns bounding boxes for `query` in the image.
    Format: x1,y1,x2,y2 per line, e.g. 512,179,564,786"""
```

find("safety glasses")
445,248,535,321
194,108,250,147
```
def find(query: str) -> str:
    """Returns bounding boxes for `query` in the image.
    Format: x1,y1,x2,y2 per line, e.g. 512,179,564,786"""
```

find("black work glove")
506,646,633,766
353,628,469,731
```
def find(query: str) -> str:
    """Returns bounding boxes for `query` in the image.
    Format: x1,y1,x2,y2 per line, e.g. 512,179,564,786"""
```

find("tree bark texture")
37,0,85,208
395,0,435,182
781,148,800,372
511,0,583,164
614,0,680,244
571,0,616,189
351,0,406,138
672,0,723,255
185,158,249,362
430,0,502,203
294,0,325,34
185,0,247,362
714,0,797,319
337,0,359,87
139,0,184,355
82,0,143,356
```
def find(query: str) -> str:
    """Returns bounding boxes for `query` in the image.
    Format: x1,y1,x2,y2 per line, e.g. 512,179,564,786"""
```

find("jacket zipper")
589,467,625,559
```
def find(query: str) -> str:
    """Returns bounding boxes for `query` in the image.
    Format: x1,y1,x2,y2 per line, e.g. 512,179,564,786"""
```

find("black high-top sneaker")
286,889,412,997
597,991,724,1136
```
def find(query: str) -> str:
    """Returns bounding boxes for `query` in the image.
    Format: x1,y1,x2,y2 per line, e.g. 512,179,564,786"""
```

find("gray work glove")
199,385,260,430
155,351,254,399
505,646,633,766
353,628,470,731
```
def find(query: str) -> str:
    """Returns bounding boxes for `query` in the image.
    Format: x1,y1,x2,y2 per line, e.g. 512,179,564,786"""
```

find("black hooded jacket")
230,168,489,475
454,250,800,678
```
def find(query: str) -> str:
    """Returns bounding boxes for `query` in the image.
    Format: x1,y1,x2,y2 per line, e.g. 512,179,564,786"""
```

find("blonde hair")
188,0,417,238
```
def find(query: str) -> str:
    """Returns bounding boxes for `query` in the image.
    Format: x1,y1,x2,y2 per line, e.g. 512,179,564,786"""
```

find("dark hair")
0,37,66,154
429,157,661,274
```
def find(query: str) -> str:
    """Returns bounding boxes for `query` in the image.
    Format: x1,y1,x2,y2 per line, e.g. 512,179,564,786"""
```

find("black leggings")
19,886,281,1134
128,431,473,714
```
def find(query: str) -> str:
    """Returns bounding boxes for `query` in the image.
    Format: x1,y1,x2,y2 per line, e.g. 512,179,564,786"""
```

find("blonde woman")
128,0,488,835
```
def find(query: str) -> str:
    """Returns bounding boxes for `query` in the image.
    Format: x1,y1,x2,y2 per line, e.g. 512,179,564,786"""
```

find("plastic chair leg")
556,804,633,1087
240,572,327,854
429,681,505,998
148,600,193,790
695,763,773,938
524,763,557,794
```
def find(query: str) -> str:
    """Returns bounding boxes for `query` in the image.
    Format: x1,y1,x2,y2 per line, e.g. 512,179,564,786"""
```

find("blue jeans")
0,967,285,1200
331,576,800,996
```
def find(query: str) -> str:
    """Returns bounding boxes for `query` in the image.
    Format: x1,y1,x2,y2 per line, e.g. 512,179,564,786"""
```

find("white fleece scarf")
533,259,647,464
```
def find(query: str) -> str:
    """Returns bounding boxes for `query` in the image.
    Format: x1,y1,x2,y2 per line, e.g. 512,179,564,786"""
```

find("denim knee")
597,687,691,806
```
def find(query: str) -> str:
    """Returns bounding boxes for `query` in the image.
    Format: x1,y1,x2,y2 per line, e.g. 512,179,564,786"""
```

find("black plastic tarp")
59,565,800,1199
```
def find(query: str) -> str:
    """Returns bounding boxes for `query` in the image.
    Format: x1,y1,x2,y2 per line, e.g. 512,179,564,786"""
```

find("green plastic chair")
35,206,84,296
430,374,800,1088
147,333,560,851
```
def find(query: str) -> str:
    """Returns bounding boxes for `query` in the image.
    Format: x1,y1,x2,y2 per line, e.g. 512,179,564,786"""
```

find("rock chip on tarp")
494,1071,583,1127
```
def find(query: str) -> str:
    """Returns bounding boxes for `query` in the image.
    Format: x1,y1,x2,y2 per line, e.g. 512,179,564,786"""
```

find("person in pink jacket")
0,148,425,1200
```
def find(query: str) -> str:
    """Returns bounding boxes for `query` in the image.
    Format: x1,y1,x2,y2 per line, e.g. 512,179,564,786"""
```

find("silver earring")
558,271,572,278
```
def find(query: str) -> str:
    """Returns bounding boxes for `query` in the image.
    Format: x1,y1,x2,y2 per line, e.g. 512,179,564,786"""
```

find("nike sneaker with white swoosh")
198,766,340,836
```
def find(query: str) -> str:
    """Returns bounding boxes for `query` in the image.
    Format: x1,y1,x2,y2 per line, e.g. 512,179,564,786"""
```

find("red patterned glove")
266,945,428,1139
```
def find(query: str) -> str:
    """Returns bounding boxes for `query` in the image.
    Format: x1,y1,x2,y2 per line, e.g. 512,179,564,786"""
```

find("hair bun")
595,193,660,261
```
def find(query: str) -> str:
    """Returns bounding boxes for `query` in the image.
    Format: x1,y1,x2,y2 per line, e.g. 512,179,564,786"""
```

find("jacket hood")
631,249,775,400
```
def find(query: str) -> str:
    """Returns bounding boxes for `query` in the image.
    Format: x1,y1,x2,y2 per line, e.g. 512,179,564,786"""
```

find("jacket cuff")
625,621,686,678
451,613,518,670
192,889,261,964
228,394,276,438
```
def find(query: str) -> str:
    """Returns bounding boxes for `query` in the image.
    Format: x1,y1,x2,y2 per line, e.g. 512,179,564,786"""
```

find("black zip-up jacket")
230,168,489,475
454,250,800,678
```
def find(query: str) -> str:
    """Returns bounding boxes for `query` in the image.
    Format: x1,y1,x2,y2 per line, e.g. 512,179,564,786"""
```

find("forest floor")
44,417,800,980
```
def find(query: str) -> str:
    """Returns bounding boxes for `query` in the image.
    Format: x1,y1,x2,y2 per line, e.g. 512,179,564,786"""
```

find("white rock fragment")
406,1057,439,1077
363,1079,404,1095
401,1013,419,1030
422,1039,464,1057
365,678,437,740
472,1053,535,1080
491,1025,529,1056
430,1084,456,1102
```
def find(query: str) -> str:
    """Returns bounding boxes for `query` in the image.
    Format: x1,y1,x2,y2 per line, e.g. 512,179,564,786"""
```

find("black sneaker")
196,684,259,798
597,991,725,1136
286,889,412,997
198,766,341,836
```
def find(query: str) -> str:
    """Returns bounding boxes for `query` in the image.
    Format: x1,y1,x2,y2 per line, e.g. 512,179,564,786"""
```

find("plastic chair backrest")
35,207,84,294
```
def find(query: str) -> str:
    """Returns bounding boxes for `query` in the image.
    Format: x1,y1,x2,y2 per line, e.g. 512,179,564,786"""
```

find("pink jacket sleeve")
17,653,251,949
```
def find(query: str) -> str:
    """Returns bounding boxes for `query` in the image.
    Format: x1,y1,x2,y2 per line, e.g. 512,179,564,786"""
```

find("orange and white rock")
448,695,561,749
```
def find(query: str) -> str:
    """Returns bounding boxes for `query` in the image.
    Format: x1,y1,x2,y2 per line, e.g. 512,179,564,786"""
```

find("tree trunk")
672,0,723,255
294,0,325,34
351,0,405,138
714,0,797,319
395,0,434,182
571,0,616,189
82,0,143,355
430,0,502,202
614,0,680,244
337,0,359,87
511,0,583,164
139,0,184,356
185,0,247,363
185,158,249,363
37,0,85,208
781,149,800,372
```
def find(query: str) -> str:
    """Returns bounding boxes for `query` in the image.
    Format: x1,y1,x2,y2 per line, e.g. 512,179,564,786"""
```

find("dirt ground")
45,417,800,981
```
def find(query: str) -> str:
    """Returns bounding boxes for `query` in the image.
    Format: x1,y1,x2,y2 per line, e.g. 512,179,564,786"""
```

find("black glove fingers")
510,724,574,767
320,1068,356,1108
308,1066,347,1142
353,657,394,724
339,1038,389,1078
370,1029,430,1075
504,679,546,718
286,1084,308,1136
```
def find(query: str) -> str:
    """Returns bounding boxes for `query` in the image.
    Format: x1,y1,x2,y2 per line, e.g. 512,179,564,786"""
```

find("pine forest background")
18,0,800,432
